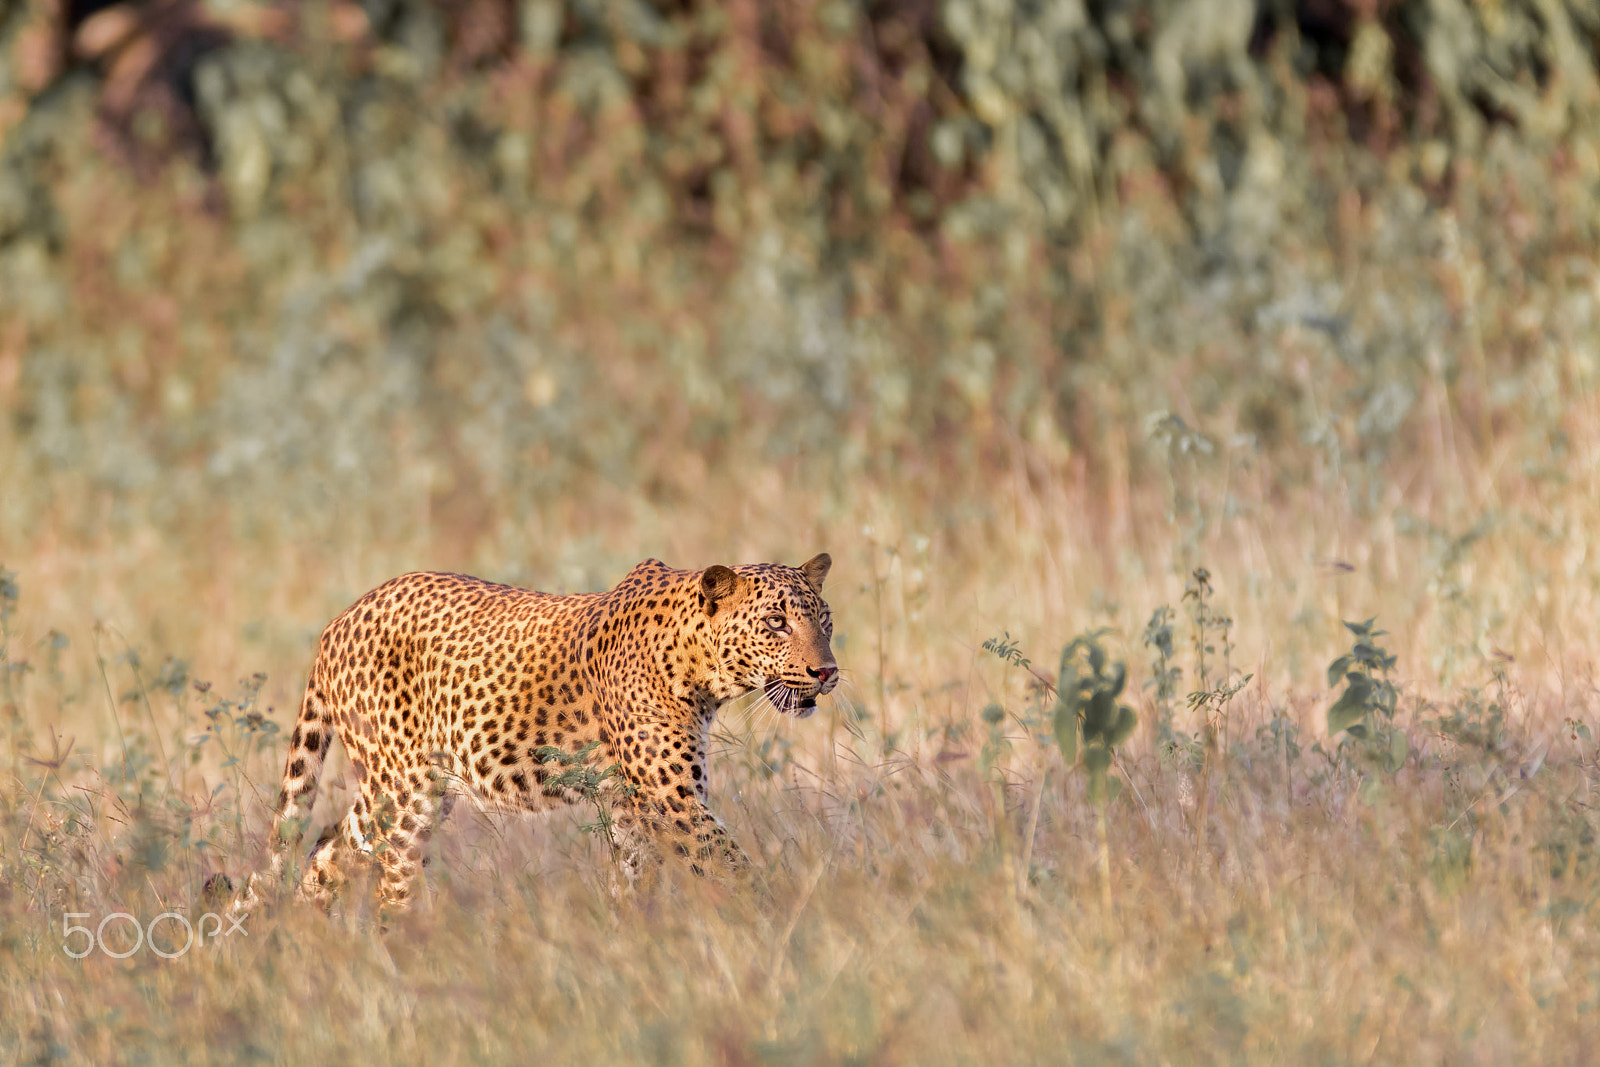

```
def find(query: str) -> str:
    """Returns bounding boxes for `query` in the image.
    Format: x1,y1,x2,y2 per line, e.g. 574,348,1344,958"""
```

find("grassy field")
5,0,1600,1061
3,361,1598,1062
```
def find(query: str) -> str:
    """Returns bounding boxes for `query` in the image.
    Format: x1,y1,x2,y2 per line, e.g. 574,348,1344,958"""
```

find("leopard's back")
311,571,608,793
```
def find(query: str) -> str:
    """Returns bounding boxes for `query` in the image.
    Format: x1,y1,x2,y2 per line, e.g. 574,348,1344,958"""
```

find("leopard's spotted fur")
237,554,836,915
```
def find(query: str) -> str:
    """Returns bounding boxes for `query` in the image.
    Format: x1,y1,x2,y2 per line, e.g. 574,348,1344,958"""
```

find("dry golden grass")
3,389,1599,1062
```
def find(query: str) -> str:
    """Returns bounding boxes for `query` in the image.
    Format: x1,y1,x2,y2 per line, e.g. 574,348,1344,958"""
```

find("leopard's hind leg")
230,677,335,919
298,807,377,911
369,763,451,916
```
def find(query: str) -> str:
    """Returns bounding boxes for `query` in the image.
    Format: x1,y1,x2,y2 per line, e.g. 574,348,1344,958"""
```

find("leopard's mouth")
763,679,820,717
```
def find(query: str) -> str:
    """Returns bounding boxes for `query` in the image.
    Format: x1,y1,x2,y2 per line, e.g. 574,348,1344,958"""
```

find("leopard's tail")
231,674,334,917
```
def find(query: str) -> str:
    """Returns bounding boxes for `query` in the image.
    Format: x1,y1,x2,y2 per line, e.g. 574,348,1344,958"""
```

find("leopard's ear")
701,565,743,614
799,552,831,592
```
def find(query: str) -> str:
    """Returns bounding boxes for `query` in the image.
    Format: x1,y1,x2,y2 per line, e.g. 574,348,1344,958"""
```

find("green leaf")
1578,724,1591,741
1056,646,1076,698
1107,705,1138,748
1083,690,1115,739
1083,744,1112,803
1375,681,1398,718
1088,644,1105,674
1388,727,1409,770
981,703,1004,725
1052,698,1078,765
1327,687,1369,736
1326,654,1354,688
1107,662,1127,699
1083,744,1111,776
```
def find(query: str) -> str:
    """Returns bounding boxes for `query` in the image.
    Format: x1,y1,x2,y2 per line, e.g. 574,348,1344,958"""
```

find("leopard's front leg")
610,791,748,880
609,720,749,879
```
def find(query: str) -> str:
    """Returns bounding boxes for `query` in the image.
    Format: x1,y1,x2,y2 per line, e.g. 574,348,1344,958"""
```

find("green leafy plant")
1325,619,1407,772
981,632,1032,672
190,673,280,850
1254,711,1303,810
976,628,1139,901
1188,675,1254,745
1048,630,1138,907
1142,606,1184,755
1170,569,1253,860
1432,690,1507,758
1049,631,1138,801
535,741,637,863
1182,569,1250,749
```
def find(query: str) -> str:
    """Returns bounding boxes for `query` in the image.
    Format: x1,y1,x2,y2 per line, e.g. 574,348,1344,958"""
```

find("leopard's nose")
808,664,837,685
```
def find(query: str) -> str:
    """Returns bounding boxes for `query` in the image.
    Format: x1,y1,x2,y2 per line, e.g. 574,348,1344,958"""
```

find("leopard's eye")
765,615,788,632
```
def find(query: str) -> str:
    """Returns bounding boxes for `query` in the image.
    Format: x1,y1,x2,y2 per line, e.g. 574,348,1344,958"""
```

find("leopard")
233,553,837,918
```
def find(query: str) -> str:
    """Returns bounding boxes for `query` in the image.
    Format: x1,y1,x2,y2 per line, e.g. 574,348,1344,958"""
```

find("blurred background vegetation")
2,0,1597,617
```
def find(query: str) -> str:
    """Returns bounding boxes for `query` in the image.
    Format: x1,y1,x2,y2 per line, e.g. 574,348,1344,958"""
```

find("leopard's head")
701,553,838,717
